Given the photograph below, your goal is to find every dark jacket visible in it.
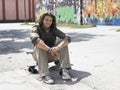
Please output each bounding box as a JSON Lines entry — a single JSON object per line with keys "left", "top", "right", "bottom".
{"left": 30, "top": 25, "right": 71, "bottom": 47}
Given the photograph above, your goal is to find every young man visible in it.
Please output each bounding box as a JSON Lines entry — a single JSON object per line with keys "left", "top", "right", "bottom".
{"left": 30, "top": 13, "right": 71, "bottom": 84}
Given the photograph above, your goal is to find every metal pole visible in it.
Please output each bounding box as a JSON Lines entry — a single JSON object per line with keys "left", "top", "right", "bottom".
{"left": 24, "top": 0, "right": 27, "bottom": 22}
{"left": 53, "top": 0, "right": 56, "bottom": 15}
{"left": 80, "top": 0, "right": 83, "bottom": 25}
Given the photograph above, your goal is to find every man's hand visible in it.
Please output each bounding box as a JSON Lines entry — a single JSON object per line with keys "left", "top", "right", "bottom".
{"left": 50, "top": 47, "right": 60, "bottom": 60}
{"left": 50, "top": 46, "right": 60, "bottom": 53}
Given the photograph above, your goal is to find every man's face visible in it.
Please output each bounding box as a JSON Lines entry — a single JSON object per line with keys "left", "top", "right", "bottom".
{"left": 43, "top": 16, "right": 53, "bottom": 29}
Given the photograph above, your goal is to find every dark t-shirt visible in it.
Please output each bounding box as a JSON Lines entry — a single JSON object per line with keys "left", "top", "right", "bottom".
{"left": 31, "top": 26, "right": 66, "bottom": 47}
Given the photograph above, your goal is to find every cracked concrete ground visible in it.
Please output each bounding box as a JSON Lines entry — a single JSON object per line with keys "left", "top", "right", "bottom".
{"left": 0, "top": 23, "right": 120, "bottom": 90}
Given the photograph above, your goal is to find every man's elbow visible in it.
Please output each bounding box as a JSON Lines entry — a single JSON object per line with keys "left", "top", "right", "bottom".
{"left": 65, "top": 36, "right": 71, "bottom": 43}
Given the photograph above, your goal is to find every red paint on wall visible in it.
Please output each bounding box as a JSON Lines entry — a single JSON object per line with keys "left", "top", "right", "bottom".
{"left": 0, "top": 0, "right": 35, "bottom": 22}
{"left": 0, "top": 0, "right": 3, "bottom": 20}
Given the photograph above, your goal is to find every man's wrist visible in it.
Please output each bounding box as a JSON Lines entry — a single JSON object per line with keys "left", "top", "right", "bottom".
{"left": 57, "top": 46, "right": 61, "bottom": 51}
{"left": 47, "top": 48, "right": 51, "bottom": 53}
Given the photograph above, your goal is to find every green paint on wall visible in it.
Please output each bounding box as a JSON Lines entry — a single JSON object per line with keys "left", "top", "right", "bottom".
{"left": 56, "top": 6, "right": 77, "bottom": 23}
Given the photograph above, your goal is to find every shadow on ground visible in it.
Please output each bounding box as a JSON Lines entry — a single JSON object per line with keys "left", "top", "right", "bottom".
{"left": 0, "top": 29, "right": 105, "bottom": 54}
{"left": 0, "top": 29, "right": 33, "bottom": 54}
{"left": 49, "top": 66, "right": 91, "bottom": 85}
{"left": 67, "top": 32, "right": 105, "bottom": 42}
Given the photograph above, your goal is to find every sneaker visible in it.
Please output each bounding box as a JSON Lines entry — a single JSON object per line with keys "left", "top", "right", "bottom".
{"left": 28, "top": 66, "right": 39, "bottom": 74}
{"left": 42, "top": 75, "right": 54, "bottom": 84}
{"left": 60, "top": 69, "right": 71, "bottom": 80}
{"left": 54, "top": 60, "right": 60, "bottom": 66}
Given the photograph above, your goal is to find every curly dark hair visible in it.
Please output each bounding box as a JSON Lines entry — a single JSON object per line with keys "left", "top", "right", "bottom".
{"left": 38, "top": 12, "right": 57, "bottom": 30}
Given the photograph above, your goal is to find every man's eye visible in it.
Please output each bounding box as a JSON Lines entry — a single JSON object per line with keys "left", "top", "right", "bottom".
{"left": 45, "top": 19, "right": 48, "bottom": 21}
{"left": 45, "top": 19, "right": 52, "bottom": 22}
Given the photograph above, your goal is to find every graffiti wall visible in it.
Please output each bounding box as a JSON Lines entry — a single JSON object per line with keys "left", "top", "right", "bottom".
{"left": 35, "top": 0, "right": 80, "bottom": 24}
{"left": 55, "top": 0, "right": 80, "bottom": 24}
{"left": 35, "top": 0, "right": 120, "bottom": 25}
{"left": 84, "top": 0, "right": 120, "bottom": 25}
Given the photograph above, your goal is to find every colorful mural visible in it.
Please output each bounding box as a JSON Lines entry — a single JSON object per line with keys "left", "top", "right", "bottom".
{"left": 55, "top": 1, "right": 79, "bottom": 24}
{"left": 35, "top": 0, "right": 80, "bottom": 24}
{"left": 35, "top": 0, "right": 120, "bottom": 25}
{"left": 35, "top": 0, "right": 54, "bottom": 22}
{"left": 84, "top": 0, "right": 120, "bottom": 25}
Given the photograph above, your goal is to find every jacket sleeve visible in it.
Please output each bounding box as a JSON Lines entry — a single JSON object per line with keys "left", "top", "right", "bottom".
{"left": 55, "top": 28, "right": 71, "bottom": 43}
{"left": 30, "top": 26, "right": 41, "bottom": 46}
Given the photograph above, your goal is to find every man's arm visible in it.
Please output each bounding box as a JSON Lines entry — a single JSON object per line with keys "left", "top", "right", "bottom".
{"left": 36, "top": 39, "right": 50, "bottom": 51}
{"left": 51, "top": 36, "right": 71, "bottom": 54}
{"left": 49, "top": 37, "right": 70, "bottom": 60}
{"left": 57, "top": 36, "right": 71, "bottom": 49}
{"left": 30, "top": 26, "right": 50, "bottom": 51}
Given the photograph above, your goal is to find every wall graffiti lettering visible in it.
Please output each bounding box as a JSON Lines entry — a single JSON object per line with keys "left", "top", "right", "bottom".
{"left": 84, "top": 0, "right": 120, "bottom": 25}
{"left": 56, "top": 6, "right": 78, "bottom": 23}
